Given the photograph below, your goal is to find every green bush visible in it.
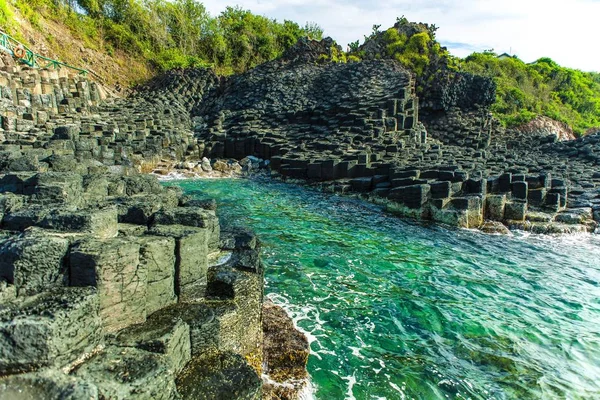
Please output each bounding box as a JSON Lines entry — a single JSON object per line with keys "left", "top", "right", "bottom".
{"left": 462, "top": 52, "right": 600, "bottom": 134}
{"left": 7, "top": 0, "right": 323, "bottom": 76}
{"left": 152, "top": 48, "right": 211, "bottom": 71}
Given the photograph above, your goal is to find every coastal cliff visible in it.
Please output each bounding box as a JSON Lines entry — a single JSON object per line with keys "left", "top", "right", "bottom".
{"left": 0, "top": 53, "right": 312, "bottom": 398}
{"left": 188, "top": 38, "right": 599, "bottom": 233}
{"left": 0, "top": 23, "right": 599, "bottom": 399}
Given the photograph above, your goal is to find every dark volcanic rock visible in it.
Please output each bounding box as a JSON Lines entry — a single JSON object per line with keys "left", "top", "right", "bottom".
{"left": 74, "top": 346, "right": 180, "bottom": 400}
{"left": 176, "top": 350, "right": 261, "bottom": 400}
{"left": 262, "top": 301, "right": 309, "bottom": 400}
{"left": 0, "top": 31, "right": 598, "bottom": 399}
{"left": 0, "top": 287, "right": 102, "bottom": 374}
{"left": 0, "top": 370, "right": 99, "bottom": 399}
{"left": 0, "top": 232, "right": 69, "bottom": 296}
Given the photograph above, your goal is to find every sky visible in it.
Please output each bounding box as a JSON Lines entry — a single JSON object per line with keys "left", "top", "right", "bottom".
{"left": 201, "top": 0, "right": 600, "bottom": 72}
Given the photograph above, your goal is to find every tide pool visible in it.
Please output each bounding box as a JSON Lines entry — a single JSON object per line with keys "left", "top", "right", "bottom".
{"left": 170, "top": 178, "right": 600, "bottom": 400}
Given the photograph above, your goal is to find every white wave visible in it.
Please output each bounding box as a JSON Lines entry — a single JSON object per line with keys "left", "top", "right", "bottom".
{"left": 315, "top": 349, "right": 337, "bottom": 359}
{"left": 153, "top": 171, "right": 192, "bottom": 181}
{"left": 262, "top": 373, "right": 316, "bottom": 400}
{"left": 372, "top": 358, "right": 386, "bottom": 374}
{"left": 153, "top": 170, "right": 243, "bottom": 181}
{"left": 341, "top": 373, "right": 357, "bottom": 400}
{"left": 298, "top": 379, "right": 318, "bottom": 400}
{"left": 349, "top": 346, "right": 365, "bottom": 360}
{"left": 306, "top": 272, "right": 319, "bottom": 291}
{"left": 389, "top": 382, "right": 406, "bottom": 399}
{"left": 265, "top": 293, "right": 327, "bottom": 351}
{"left": 514, "top": 229, "right": 600, "bottom": 253}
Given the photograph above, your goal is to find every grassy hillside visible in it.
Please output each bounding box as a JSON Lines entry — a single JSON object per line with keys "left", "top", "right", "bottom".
{"left": 0, "top": 0, "right": 322, "bottom": 85}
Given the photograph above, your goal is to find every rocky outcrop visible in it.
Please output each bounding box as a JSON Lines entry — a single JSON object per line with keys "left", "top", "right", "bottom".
{"left": 353, "top": 20, "right": 497, "bottom": 113}
{"left": 0, "top": 168, "right": 265, "bottom": 398}
{"left": 0, "top": 63, "right": 267, "bottom": 398}
{"left": 280, "top": 36, "right": 342, "bottom": 64}
{"left": 4, "top": 31, "right": 596, "bottom": 239}
{"left": 188, "top": 39, "right": 598, "bottom": 234}
{"left": 2, "top": 36, "right": 590, "bottom": 237}
{"left": 509, "top": 115, "right": 577, "bottom": 145}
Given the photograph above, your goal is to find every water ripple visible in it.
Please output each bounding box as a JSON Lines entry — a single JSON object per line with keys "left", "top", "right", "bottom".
{"left": 171, "top": 178, "right": 600, "bottom": 400}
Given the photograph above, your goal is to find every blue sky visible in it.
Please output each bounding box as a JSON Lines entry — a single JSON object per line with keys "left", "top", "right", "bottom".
{"left": 201, "top": 0, "right": 600, "bottom": 72}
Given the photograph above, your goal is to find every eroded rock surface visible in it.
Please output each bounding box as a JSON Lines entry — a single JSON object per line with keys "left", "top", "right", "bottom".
{"left": 262, "top": 301, "right": 310, "bottom": 400}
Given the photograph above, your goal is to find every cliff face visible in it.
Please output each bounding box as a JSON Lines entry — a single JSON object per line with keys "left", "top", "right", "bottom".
{"left": 351, "top": 20, "right": 501, "bottom": 157}
{"left": 0, "top": 57, "right": 267, "bottom": 398}
{"left": 354, "top": 20, "right": 497, "bottom": 112}
{"left": 194, "top": 41, "right": 423, "bottom": 164}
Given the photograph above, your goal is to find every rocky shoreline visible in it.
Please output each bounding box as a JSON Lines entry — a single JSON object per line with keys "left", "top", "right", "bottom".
{"left": 158, "top": 158, "right": 599, "bottom": 236}
{"left": 0, "top": 55, "right": 309, "bottom": 398}
{"left": 187, "top": 39, "right": 599, "bottom": 235}
{"left": 137, "top": 38, "right": 599, "bottom": 235}
{"left": 0, "top": 32, "right": 599, "bottom": 399}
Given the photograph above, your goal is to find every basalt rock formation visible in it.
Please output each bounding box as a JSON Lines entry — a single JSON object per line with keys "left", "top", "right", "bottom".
{"left": 189, "top": 38, "right": 599, "bottom": 233}
{"left": 353, "top": 20, "right": 499, "bottom": 143}
{"left": 0, "top": 57, "right": 268, "bottom": 398}
{"left": 0, "top": 32, "right": 600, "bottom": 400}
{"left": 0, "top": 170, "right": 266, "bottom": 398}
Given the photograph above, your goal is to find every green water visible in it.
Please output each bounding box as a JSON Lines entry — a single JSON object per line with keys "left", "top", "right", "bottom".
{"left": 171, "top": 178, "right": 600, "bottom": 400}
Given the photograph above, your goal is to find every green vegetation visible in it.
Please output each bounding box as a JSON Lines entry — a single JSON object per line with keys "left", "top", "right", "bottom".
{"left": 5, "top": 0, "right": 322, "bottom": 75}
{"left": 348, "top": 17, "right": 599, "bottom": 135}
{"left": 318, "top": 44, "right": 347, "bottom": 63}
{"left": 348, "top": 19, "right": 453, "bottom": 94}
{"left": 0, "top": 0, "right": 22, "bottom": 41}
{"left": 460, "top": 53, "right": 600, "bottom": 134}
{"left": 382, "top": 28, "right": 447, "bottom": 76}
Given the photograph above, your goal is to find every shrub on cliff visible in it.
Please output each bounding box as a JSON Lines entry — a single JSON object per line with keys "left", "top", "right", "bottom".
{"left": 348, "top": 18, "right": 475, "bottom": 108}
{"left": 384, "top": 30, "right": 432, "bottom": 76}
{"left": 461, "top": 52, "right": 600, "bottom": 135}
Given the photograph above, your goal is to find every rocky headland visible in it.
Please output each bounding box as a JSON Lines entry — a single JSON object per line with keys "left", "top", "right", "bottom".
{"left": 0, "top": 24, "right": 599, "bottom": 399}
{"left": 190, "top": 37, "right": 599, "bottom": 234}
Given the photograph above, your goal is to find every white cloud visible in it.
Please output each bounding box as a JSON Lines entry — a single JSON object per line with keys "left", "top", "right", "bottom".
{"left": 201, "top": 0, "right": 600, "bottom": 71}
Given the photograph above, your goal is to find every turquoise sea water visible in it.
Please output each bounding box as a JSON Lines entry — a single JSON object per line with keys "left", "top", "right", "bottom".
{"left": 171, "top": 178, "right": 600, "bottom": 400}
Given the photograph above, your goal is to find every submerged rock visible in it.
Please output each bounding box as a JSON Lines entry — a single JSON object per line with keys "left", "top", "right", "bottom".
{"left": 480, "top": 221, "right": 511, "bottom": 235}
